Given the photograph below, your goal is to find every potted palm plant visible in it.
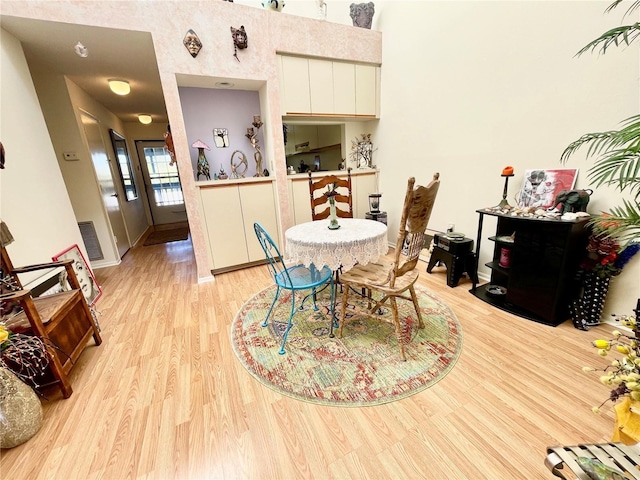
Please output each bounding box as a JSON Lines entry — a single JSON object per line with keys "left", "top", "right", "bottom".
{"left": 561, "top": 0, "right": 640, "bottom": 244}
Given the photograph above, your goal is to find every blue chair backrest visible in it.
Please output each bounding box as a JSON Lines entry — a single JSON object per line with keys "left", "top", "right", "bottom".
{"left": 254, "top": 222, "right": 292, "bottom": 286}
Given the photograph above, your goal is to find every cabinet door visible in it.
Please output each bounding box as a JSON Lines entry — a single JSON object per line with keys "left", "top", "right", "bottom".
{"left": 239, "top": 182, "right": 280, "bottom": 262}
{"left": 281, "top": 56, "right": 311, "bottom": 115}
{"left": 309, "top": 59, "right": 334, "bottom": 115}
{"left": 353, "top": 172, "right": 377, "bottom": 218}
{"left": 355, "top": 64, "right": 377, "bottom": 117}
{"left": 200, "top": 186, "right": 248, "bottom": 269}
{"left": 333, "top": 62, "right": 356, "bottom": 116}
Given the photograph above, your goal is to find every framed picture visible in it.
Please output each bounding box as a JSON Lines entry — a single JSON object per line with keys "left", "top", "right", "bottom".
{"left": 516, "top": 168, "right": 579, "bottom": 209}
{"left": 52, "top": 244, "right": 102, "bottom": 306}
{"left": 213, "top": 128, "right": 229, "bottom": 148}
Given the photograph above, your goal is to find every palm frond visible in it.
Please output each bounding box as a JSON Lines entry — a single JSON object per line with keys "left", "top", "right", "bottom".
{"left": 604, "top": 0, "right": 624, "bottom": 13}
{"left": 589, "top": 200, "right": 640, "bottom": 245}
{"left": 586, "top": 150, "right": 640, "bottom": 194}
{"left": 576, "top": 23, "right": 640, "bottom": 56}
{"left": 604, "top": 0, "right": 640, "bottom": 17}
{"left": 561, "top": 114, "right": 640, "bottom": 196}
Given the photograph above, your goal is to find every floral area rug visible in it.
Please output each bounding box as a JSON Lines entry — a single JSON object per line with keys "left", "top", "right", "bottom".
{"left": 231, "top": 283, "right": 462, "bottom": 407}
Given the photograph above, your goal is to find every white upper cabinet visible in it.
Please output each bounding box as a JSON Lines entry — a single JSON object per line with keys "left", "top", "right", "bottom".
{"left": 333, "top": 62, "right": 356, "bottom": 116}
{"left": 278, "top": 55, "right": 379, "bottom": 118}
{"left": 355, "top": 64, "right": 377, "bottom": 117}
{"left": 309, "top": 59, "right": 334, "bottom": 115}
{"left": 280, "top": 56, "right": 311, "bottom": 115}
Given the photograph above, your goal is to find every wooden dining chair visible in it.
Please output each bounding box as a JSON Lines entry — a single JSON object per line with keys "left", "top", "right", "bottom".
{"left": 337, "top": 173, "right": 440, "bottom": 361}
{"left": 253, "top": 222, "right": 335, "bottom": 355}
{"left": 308, "top": 168, "right": 353, "bottom": 220}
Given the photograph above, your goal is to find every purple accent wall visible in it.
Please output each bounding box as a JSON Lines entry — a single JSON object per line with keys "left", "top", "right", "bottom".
{"left": 178, "top": 87, "right": 265, "bottom": 179}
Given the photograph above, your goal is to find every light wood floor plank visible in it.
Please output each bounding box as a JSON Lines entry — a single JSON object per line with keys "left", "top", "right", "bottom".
{"left": 0, "top": 238, "right": 624, "bottom": 479}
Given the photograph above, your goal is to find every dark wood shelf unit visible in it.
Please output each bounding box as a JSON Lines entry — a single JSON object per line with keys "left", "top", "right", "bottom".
{"left": 471, "top": 208, "right": 589, "bottom": 326}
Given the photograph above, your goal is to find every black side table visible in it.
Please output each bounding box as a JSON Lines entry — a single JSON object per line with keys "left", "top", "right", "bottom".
{"left": 427, "top": 234, "right": 478, "bottom": 287}
{"left": 365, "top": 211, "right": 387, "bottom": 225}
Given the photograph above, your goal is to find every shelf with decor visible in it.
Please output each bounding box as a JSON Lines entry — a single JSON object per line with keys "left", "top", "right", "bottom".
{"left": 471, "top": 208, "right": 589, "bottom": 326}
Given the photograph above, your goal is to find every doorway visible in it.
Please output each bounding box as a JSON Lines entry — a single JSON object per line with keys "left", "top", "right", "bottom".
{"left": 80, "top": 111, "right": 131, "bottom": 259}
{"left": 135, "top": 140, "right": 188, "bottom": 225}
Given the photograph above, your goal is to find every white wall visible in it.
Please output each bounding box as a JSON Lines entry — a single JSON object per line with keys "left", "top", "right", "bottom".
{"left": 0, "top": 29, "right": 88, "bottom": 284}
{"left": 1, "top": 0, "right": 637, "bottom": 316}
{"left": 373, "top": 1, "right": 639, "bottom": 317}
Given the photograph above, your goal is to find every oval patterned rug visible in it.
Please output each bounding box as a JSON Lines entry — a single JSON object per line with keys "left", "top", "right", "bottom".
{"left": 231, "top": 283, "right": 462, "bottom": 407}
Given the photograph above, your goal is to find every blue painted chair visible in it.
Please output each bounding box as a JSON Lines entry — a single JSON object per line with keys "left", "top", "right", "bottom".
{"left": 253, "top": 222, "right": 335, "bottom": 355}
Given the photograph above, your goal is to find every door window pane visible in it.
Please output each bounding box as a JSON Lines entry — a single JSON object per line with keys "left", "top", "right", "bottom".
{"left": 144, "top": 147, "right": 183, "bottom": 206}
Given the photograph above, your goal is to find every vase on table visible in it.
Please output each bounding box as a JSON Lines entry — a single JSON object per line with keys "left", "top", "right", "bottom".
{"left": 0, "top": 368, "right": 43, "bottom": 448}
{"left": 328, "top": 197, "right": 340, "bottom": 230}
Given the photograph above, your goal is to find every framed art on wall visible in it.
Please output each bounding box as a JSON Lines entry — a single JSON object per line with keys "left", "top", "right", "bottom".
{"left": 53, "top": 244, "right": 102, "bottom": 306}
{"left": 516, "top": 168, "right": 579, "bottom": 209}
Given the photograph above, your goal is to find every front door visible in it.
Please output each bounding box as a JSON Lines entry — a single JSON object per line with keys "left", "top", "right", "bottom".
{"left": 135, "top": 141, "right": 187, "bottom": 225}
{"left": 80, "top": 111, "right": 130, "bottom": 259}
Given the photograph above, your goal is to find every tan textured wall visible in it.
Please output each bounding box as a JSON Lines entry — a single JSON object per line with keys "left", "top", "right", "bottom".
{"left": 0, "top": 0, "right": 382, "bottom": 281}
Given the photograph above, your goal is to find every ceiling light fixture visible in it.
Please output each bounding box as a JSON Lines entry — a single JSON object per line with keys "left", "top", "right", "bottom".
{"left": 138, "top": 114, "right": 152, "bottom": 125}
{"left": 215, "top": 82, "right": 234, "bottom": 89}
{"left": 74, "top": 41, "right": 88, "bottom": 58}
{"left": 108, "top": 79, "right": 130, "bottom": 96}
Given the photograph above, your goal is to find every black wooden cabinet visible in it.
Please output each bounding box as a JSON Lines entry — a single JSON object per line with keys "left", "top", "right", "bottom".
{"left": 471, "top": 209, "right": 589, "bottom": 326}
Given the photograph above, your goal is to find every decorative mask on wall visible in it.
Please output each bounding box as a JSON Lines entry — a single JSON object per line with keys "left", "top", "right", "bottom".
{"left": 230, "top": 26, "right": 248, "bottom": 62}
{"left": 183, "top": 29, "right": 202, "bottom": 58}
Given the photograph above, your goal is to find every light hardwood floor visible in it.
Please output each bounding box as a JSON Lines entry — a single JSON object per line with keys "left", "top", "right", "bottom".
{"left": 0, "top": 235, "right": 623, "bottom": 479}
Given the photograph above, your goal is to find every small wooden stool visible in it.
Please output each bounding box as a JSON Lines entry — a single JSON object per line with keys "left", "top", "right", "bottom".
{"left": 426, "top": 236, "right": 478, "bottom": 287}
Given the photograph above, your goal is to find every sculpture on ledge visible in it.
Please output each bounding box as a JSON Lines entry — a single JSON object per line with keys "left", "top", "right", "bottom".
{"left": 246, "top": 115, "right": 265, "bottom": 177}
{"left": 192, "top": 139, "right": 211, "bottom": 180}
{"left": 350, "top": 2, "right": 375, "bottom": 29}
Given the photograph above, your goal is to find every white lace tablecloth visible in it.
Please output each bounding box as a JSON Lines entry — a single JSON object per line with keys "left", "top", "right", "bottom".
{"left": 285, "top": 218, "right": 388, "bottom": 272}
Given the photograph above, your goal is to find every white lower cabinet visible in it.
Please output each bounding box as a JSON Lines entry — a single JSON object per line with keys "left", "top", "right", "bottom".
{"left": 200, "top": 181, "right": 279, "bottom": 271}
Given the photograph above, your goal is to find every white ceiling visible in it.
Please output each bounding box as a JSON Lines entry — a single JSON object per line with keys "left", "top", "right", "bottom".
{"left": 1, "top": 15, "right": 169, "bottom": 125}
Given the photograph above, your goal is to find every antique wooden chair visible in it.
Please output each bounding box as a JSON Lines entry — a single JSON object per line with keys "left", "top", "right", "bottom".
{"left": 337, "top": 173, "right": 440, "bottom": 361}
{"left": 0, "top": 240, "right": 102, "bottom": 398}
{"left": 308, "top": 168, "right": 353, "bottom": 220}
{"left": 254, "top": 222, "right": 334, "bottom": 355}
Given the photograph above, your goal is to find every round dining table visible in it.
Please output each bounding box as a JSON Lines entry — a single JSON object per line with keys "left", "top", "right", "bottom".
{"left": 285, "top": 218, "right": 388, "bottom": 273}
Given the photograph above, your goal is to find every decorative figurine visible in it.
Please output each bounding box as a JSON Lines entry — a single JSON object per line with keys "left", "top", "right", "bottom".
{"left": 349, "top": 2, "right": 375, "bottom": 29}
{"left": 316, "top": 0, "right": 327, "bottom": 19}
{"left": 183, "top": 29, "right": 203, "bottom": 58}
{"left": 164, "top": 124, "right": 176, "bottom": 166}
{"left": 230, "top": 26, "right": 248, "bottom": 62}
{"left": 192, "top": 139, "right": 211, "bottom": 180}
{"left": 550, "top": 189, "right": 593, "bottom": 214}
{"left": 262, "top": 0, "right": 285, "bottom": 12}
{"left": 218, "top": 167, "right": 228, "bottom": 180}
{"left": 246, "top": 115, "right": 265, "bottom": 177}
{"left": 230, "top": 150, "right": 248, "bottom": 179}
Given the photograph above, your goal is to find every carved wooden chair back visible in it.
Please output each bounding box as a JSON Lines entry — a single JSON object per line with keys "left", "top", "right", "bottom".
{"left": 391, "top": 173, "right": 440, "bottom": 286}
{"left": 308, "top": 168, "right": 353, "bottom": 220}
